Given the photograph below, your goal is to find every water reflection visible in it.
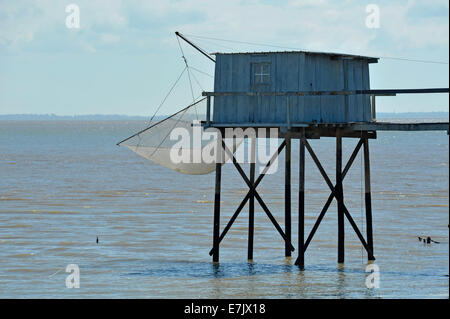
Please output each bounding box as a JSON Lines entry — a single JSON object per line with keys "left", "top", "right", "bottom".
{"left": 0, "top": 121, "right": 447, "bottom": 298}
{"left": 124, "top": 261, "right": 296, "bottom": 279}
{"left": 212, "top": 262, "right": 223, "bottom": 278}
{"left": 336, "top": 263, "right": 347, "bottom": 298}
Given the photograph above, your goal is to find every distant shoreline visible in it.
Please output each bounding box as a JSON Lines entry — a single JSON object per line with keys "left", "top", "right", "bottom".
{"left": 0, "top": 114, "right": 163, "bottom": 121}
{"left": 0, "top": 112, "right": 448, "bottom": 121}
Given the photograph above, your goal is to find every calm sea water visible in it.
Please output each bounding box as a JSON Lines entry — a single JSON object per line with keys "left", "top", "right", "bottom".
{"left": 0, "top": 120, "right": 448, "bottom": 298}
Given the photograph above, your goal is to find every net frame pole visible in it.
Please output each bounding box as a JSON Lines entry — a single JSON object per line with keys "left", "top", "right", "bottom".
{"left": 116, "top": 98, "right": 206, "bottom": 146}
{"left": 175, "top": 31, "right": 216, "bottom": 63}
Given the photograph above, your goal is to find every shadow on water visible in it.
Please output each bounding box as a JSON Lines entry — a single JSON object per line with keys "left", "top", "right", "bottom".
{"left": 124, "top": 261, "right": 295, "bottom": 279}
{"left": 123, "top": 260, "right": 449, "bottom": 281}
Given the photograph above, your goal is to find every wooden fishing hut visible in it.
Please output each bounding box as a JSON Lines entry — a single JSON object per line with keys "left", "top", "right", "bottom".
{"left": 176, "top": 33, "right": 449, "bottom": 268}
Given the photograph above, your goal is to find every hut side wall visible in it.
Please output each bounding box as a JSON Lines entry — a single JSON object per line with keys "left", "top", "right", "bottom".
{"left": 212, "top": 52, "right": 372, "bottom": 124}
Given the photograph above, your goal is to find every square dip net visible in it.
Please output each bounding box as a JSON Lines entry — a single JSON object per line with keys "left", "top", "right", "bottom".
{"left": 117, "top": 98, "right": 243, "bottom": 175}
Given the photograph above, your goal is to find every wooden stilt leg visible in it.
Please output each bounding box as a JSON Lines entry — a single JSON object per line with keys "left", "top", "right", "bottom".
{"left": 285, "top": 137, "right": 292, "bottom": 257}
{"left": 336, "top": 132, "right": 345, "bottom": 263}
{"left": 208, "top": 141, "right": 287, "bottom": 257}
{"left": 300, "top": 139, "right": 363, "bottom": 255}
{"left": 248, "top": 138, "right": 256, "bottom": 261}
{"left": 221, "top": 140, "right": 295, "bottom": 253}
{"left": 296, "top": 134, "right": 305, "bottom": 268}
{"left": 363, "top": 134, "right": 375, "bottom": 261}
{"left": 213, "top": 162, "right": 222, "bottom": 263}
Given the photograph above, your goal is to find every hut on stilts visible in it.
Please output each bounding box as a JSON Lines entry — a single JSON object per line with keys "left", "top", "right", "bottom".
{"left": 118, "top": 32, "right": 449, "bottom": 268}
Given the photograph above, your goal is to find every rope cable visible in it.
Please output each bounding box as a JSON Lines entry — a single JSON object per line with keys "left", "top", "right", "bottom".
{"left": 190, "top": 68, "right": 205, "bottom": 92}
{"left": 117, "top": 97, "right": 206, "bottom": 146}
{"left": 184, "top": 33, "right": 303, "bottom": 51}
{"left": 134, "top": 66, "right": 188, "bottom": 149}
{"left": 189, "top": 66, "right": 214, "bottom": 78}
{"left": 380, "top": 56, "right": 449, "bottom": 65}
{"left": 184, "top": 33, "right": 449, "bottom": 65}
{"left": 147, "top": 66, "right": 188, "bottom": 127}
{"left": 186, "top": 36, "right": 236, "bottom": 51}
{"left": 177, "top": 33, "right": 199, "bottom": 120}
{"left": 148, "top": 92, "right": 204, "bottom": 158}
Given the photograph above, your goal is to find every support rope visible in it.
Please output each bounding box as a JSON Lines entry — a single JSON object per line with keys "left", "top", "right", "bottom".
{"left": 135, "top": 66, "right": 188, "bottom": 149}
{"left": 147, "top": 66, "right": 187, "bottom": 127}
{"left": 184, "top": 33, "right": 449, "bottom": 65}
{"left": 176, "top": 34, "right": 199, "bottom": 120}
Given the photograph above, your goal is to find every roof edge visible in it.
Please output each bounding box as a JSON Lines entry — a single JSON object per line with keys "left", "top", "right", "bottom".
{"left": 212, "top": 50, "right": 379, "bottom": 63}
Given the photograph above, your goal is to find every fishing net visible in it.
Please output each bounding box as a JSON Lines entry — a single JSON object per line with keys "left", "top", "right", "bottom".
{"left": 117, "top": 98, "right": 243, "bottom": 175}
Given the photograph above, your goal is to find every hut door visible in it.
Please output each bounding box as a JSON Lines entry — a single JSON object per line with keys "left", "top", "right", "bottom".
{"left": 252, "top": 62, "right": 271, "bottom": 92}
{"left": 251, "top": 62, "right": 271, "bottom": 123}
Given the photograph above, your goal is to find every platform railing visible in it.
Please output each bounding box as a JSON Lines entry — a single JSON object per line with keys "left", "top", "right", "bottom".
{"left": 204, "top": 88, "right": 449, "bottom": 126}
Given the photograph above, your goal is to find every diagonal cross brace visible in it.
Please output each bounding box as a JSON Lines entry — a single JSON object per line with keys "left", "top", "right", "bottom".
{"left": 295, "top": 137, "right": 375, "bottom": 264}
{"left": 222, "top": 140, "right": 295, "bottom": 252}
{"left": 303, "top": 139, "right": 363, "bottom": 252}
{"left": 209, "top": 139, "right": 295, "bottom": 256}
{"left": 209, "top": 140, "right": 286, "bottom": 256}
{"left": 303, "top": 137, "right": 374, "bottom": 257}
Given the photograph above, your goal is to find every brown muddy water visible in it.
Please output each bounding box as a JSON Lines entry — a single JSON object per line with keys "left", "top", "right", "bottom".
{"left": 0, "top": 120, "right": 448, "bottom": 298}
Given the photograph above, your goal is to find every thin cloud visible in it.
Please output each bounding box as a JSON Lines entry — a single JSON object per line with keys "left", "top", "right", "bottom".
{"left": 1, "top": 0, "right": 448, "bottom": 57}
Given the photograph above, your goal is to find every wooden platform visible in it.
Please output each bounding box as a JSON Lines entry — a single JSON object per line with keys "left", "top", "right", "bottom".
{"left": 203, "top": 121, "right": 449, "bottom": 139}
{"left": 351, "top": 121, "right": 449, "bottom": 132}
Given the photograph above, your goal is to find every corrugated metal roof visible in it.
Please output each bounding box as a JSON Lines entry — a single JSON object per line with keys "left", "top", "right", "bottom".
{"left": 211, "top": 50, "right": 379, "bottom": 63}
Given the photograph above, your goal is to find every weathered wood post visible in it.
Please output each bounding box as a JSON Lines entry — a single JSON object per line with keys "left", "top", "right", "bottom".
{"left": 371, "top": 95, "right": 376, "bottom": 121}
{"left": 206, "top": 95, "right": 211, "bottom": 126}
{"left": 248, "top": 138, "right": 256, "bottom": 260}
{"left": 336, "top": 130, "right": 345, "bottom": 263}
{"left": 285, "top": 137, "right": 292, "bottom": 257}
{"left": 296, "top": 133, "right": 306, "bottom": 268}
{"left": 363, "top": 133, "right": 375, "bottom": 260}
{"left": 212, "top": 161, "right": 222, "bottom": 263}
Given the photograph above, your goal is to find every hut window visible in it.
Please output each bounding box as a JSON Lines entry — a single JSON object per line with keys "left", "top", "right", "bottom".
{"left": 254, "top": 63, "right": 270, "bottom": 84}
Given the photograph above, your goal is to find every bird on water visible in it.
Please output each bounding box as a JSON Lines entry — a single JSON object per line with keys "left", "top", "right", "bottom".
{"left": 418, "top": 236, "right": 440, "bottom": 244}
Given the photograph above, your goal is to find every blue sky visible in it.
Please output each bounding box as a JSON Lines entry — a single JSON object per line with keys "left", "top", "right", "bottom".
{"left": 0, "top": 0, "right": 448, "bottom": 116}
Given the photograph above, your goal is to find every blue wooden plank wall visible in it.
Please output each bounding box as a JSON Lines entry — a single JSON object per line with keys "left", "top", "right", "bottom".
{"left": 212, "top": 52, "right": 373, "bottom": 124}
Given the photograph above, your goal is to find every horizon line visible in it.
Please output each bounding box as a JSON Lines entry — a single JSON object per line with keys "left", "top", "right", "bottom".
{"left": 0, "top": 111, "right": 448, "bottom": 117}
